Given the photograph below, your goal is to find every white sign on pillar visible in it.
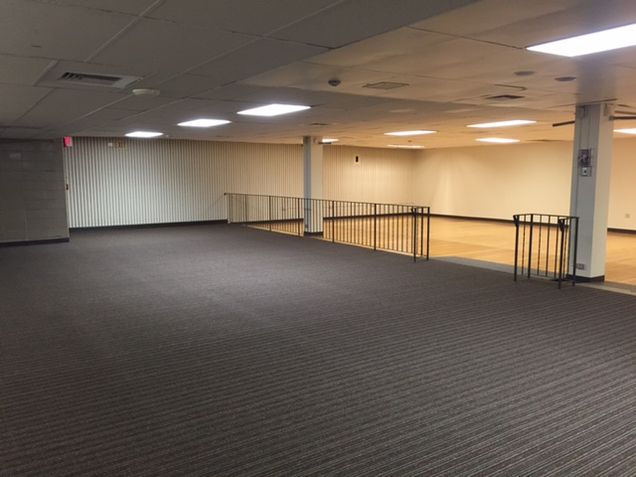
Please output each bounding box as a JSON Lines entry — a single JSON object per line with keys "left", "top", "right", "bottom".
{"left": 569, "top": 103, "right": 614, "bottom": 280}
{"left": 303, "top": 136, "right": 324, "bottom": 234}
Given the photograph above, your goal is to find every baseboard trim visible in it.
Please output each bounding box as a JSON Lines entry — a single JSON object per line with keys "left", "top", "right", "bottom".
{"left": 569, "top": 274, "right": 605, "bottom": 283}
{"left": 0, "top": 237, "right": 70, "bottom": 247}
{"left": 433, "top": 215, "right": 636, "bottom": 233}
{"left": 430, "top": 213, "right": 514, "bottom": 224}
{"left": 608, "top": 227, "right": 636, "bottom": 235}
{"left": 70, "top": 219, "right": 226, "bottom": 232}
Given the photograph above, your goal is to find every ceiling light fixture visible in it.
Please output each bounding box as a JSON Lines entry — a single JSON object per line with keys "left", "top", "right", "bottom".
{"left": 321, "top": 138, "right": 339, "bottom": 143}
{"left": 468, "top": 119, "right": 536, "bottom": 128}
{"left": 527, "top": 23, "right": 636, "bottom": 57}
{"left": 125, "top": 131, "right": 163, "bottom": 138}
{"left": 132, "top": 88, "right": 160, "bottom": 97}
{"left": 476, "top": 138, "right": 520, "bottom": 144}
{"left": 387, "top": 144, "right": 425, "bottom": 149}
{"left": 178, "top": 119, "right": 231, "bottom": 128}
{"left": 615, "top": 128, "right": 636, "bottom": 135}
{"left": 385, "top": 130, "right": 436, "bottom": 137}
{"left": 237, "top": 103, "right": 310, "bottom": 117}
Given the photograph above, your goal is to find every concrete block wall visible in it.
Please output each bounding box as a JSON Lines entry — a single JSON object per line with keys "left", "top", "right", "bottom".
{"left": 0, "top": 140, "right": 69, "bottom": 244}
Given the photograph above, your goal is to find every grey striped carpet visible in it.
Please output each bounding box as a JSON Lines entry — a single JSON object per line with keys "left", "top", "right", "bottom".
{"left": 1, "top": 224, "right": 635, "bottom": 476}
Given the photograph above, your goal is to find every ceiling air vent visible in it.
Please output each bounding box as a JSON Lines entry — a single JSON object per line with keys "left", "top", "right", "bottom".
{"left": 486, "top": 94, "right": 524, "bottom": 101}
{"left": 57, "top": 71, "right": 139, "bottom": 89}
{"left": 363, "top": 81, "right": 409, "bottom": 90}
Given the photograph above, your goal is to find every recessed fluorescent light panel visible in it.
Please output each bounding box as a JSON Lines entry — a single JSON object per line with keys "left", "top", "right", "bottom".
{"left": 615, "top": 128, "right": 636, "bottom": 135}
{"left": 387, "top": 144, "right": 425, "bottom": 149}
{"left": 527, "top": 23, "right": 636, "bottom": 57}
{"left": 476, "top": 138, "right": 520, "bottom": 144}
{"left": 467, "top": 119, "right": 536, "bottom": 128}
{"left": 237, "top": 103, "right": 310, "bottom": 117}
{"left": 385, "top": 130, "right": 436, "bottom": 137}
{"left": 125, "top": 131, "right": 163, "bottom": 138}
{"left": 178, "top": 119, "right": 230, "bottom": 128}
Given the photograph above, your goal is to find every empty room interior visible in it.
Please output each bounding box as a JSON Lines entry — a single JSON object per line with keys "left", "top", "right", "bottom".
{"left": 2, "top": 0, "right": 636, "bottom": 475}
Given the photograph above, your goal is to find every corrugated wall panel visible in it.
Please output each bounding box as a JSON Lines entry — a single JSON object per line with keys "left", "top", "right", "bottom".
{"left": 63, "top": 138, "right": 418, "bottom": 228}
{"left": 324, "top": 146, "right": 417, "bottom": 204}
{"left": 63, "top": 138, "right": 303, "bottom": 228}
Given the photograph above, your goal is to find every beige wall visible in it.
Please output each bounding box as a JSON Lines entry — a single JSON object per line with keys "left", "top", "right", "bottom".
{"left": 412, "top": 141, "right": 573, "bottom": 220}
{"left": 412, "top": 138, "right": 636, "bottom": 231}
{"left": 63, "top": 136, "right": 636, "bottom": 230}
{"left": 324, "top": 145, "right": 415, "bottom": 204}
{"left": 609, "top": 139, "right": 636, "bottom": 230}
{"left": 64, "top": 138, "right": 415, "bottom": 228}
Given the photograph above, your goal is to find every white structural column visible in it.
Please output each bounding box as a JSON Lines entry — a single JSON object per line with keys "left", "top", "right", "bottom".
{"left": 303, "top": 136, "right": 324, "bottom": 234}
{"left": 569, "top": 103, "right": 614, "bottom": 280}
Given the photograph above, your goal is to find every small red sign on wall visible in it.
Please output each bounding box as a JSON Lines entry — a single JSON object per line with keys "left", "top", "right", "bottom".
{"left": 63, "top": 136, "right": 73, "bottom": 148}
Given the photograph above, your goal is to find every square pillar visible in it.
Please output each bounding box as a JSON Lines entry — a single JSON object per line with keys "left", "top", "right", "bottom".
{"left": 303, "top": 136, "right": 323, "bottom": 234}
{"left": 569, "top": 103, "right": 614, "bottom": 280}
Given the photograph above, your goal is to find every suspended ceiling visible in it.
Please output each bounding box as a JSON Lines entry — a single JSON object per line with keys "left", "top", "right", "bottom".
{"left": 2, "top": 0, "right": 636, "bottom": 148}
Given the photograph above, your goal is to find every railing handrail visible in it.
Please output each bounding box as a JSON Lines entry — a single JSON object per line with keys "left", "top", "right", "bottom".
{"left": 513, "top": 212, "right": 579, "bottom": 288}
{"left": 225, "top": 192, "right": 430, "bottom": 211}
{"left": 225, "top": 192, "right": 431, "bottom": 261}
{"left": 513, "top": 213, "right": 577, "bottom": 220}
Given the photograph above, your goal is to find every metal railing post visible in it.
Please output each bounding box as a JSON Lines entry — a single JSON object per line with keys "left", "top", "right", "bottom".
{"left": 226, "top": 193, "right": 231, "bottom": 224}
{"left": 268, "top": 195, "right": 272, "bottom": 231}
{"left": 412, "top": 207, "right": 417, "bottom": 262}
{"left": 558, "top": 218, "right": 566, "bottom": 289}
{"left": 332, "top": 200, "right": 335, "bottom": 243}
{"left": 572, "top": 217, "right": 579, "bottom": 286}
{"left": 527, "top": 214, "right": 534, "bottom": 279}
{"left": 513, "top": 214, "right": 520, "bottom": 282}
{"left": 425, "top": 208, "right": 430, "bottom": 260}
{"left": 243, "top": 194, "right": 248, "bottom": 225}
{"left": 373, "top": 203, "right": 377, "bottom": 251}
{"left": 297, "top": 197, "right": 302, "bottom": 236}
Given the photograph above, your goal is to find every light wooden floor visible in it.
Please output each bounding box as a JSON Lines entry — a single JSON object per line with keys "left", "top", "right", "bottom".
{"left": 430, "top": 217, "right": 636, "bottom": 286}
{"left": 251, "top": 216, "right": 636, "bottom": 285}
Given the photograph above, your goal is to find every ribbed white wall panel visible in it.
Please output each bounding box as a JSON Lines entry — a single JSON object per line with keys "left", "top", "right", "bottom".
{"left": 324, "top": 146, "right": 417, "bottom": 204}
{"left": 63, "top": 138, "right": 303, "bottom": 228}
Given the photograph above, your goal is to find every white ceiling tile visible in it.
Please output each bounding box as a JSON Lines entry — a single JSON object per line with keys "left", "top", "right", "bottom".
{"left": 410, "top": 0, "right": 580, "bottom": 37}
{"left": 0, "top": 0, "right": 132, "bottom": 60}
{"left": 92, "top": 19, "right": 252, "bottom": 75}
{"left": 2, "top": 0, "right": 634, "bottom": 146}
{"left": 110, "top": 94, "right": 179, "bottom": 112}
{"left": 191, "top": 39, "right": 327, "bottom": 85}
{"left": 149, "top": 0, "right": 339, "bottom": 35}
{"left": 13, "top": 89, "right": 124, "bottom": 128}
{"left": 0, "top": 84, "right": 52, "bottom": 124}
{"left": 153, "top": 75, "right": 219, "bottom": 98}
{"left": 47, "top": 0, "right": 160, "bottom": 15}
{"left": 471, "top": 0, "right": 636, "bottom": 48}
{"left": 0, "top": 55, "right": 54, "bottom": 85}
{"left": 273, "top": 0, "right": 479, "bottom": 48}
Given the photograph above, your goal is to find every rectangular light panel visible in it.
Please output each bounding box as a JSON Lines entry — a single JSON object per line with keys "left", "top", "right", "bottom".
{"left": 476, "top": 137, "right": 520, "bottom": 144}
{"left": 237, "top": 104, "right": 310, "bottom": 117}
{"left": 125, "top": 131, "right": 163, "bottom": 138}
{"left": 385, "top": 130, "right": 436, "bottom": 137}
{"left": 387, "top": 144, "right": 425, "bottom": 149}
{"left": 527, "top": 23, "right": 636, "bottom": 57}
{"left": 468, "top": 120, "right": 536, "bottom": 128}
{"left": 178, "top": 119, "right": 231, "bottom": 128}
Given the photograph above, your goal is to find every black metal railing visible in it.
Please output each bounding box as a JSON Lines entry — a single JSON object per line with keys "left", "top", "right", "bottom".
{"left": 513, "top": 213, "right": 579, "bottom": 288}
{"left": 226, "top": 193, "right": 430, "bottom": 261}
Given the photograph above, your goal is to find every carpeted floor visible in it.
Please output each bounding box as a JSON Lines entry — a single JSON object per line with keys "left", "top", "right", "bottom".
{"left": 1, "top": 224, "right": 635, "bottom": 476}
